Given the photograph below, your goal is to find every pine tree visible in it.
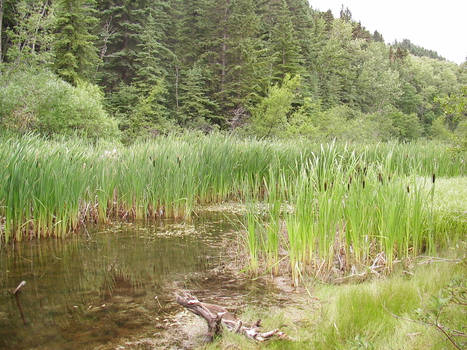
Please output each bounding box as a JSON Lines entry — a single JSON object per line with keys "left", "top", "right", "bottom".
{"left": 54, "top": 0, "right": 99, "bottom": 84}
{"left": 220, "top": 0, "right": 270, "bottom": 111}
{"left": 131, "top": 2, "right": 173, "bottom": 129}
{"left": 373, "top": 30, "right": 384, "bottom": 43}
{"left": 166, "top": 0, "right": 215, "bottom": 117}
{"left": 322, "top": 9, "right": 334, "bottom": 31}
{"left": 267, "top": 0, "right": 302, "bottom": 83}
{"left": 178, "top": 65, "right": 219, "bottom": 129}
{"left": 96, "top": 0, "right": 147, "bottom": 90}
{"left": 339, "top": 5, "right": 351, "bottom": 22}
{"left": 133, "top": 2, "right": 171, "bottom": 93}
{"left": 285, "top": 0, "right": 314, "bottom": 96}
{"left": 314, "top": 19, "right": 360, "bottom": 108}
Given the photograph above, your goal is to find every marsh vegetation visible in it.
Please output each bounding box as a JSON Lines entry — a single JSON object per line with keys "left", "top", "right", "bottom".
{"left": 0, "top": 135, "right": 465, "bottom": 349}
{"left": 1, "top": 1, "right": 466, "bottom": 347}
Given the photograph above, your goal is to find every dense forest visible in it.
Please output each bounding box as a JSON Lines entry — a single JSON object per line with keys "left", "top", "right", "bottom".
{"left": 0, "top": 0, "right": 465, "bottom": 144}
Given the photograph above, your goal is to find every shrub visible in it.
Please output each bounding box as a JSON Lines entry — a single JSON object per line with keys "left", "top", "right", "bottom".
{"left": 249, "top": 74, "right": 300, "bottom": 138}
{"left": 0, "top": 68, "right": 119, "bottom": 139}
{"left": 387, "top": 108, "right": 423, "bottom": 141}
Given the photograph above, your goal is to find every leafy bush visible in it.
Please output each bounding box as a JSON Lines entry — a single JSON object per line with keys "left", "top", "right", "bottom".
{"left": 249, "top": 74, "right": 300, "bottom": 138}
{"left": 287, "top": 104, "right": 396, "bottom": 142}
{"left": 387, "top": 108, "right": 423, "bottom": 141}
{"left": 0, "top": 69, "right": 119, "bottom": 139}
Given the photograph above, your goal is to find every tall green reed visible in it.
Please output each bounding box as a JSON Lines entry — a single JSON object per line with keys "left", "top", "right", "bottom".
{"left": 0, "top": 133, "right": 464, "bottom": 248}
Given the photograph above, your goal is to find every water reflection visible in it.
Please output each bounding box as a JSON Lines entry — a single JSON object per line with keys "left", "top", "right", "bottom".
{"left": 0, "top": 213, "right": 256, "bottom": 349}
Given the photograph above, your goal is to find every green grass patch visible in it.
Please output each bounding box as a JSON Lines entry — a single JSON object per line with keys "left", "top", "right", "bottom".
{"left": 203, "top": 260, "right": 466, "bottom": 350}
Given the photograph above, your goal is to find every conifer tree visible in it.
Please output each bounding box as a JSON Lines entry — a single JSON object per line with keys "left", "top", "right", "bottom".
{"left": 133, "top": 2, "right": 172, "bottom": 91}
{"left": 220, "top": 0, "right": 270, "bottom": 111}
{"left": 96, "top": 0, "right": 148, "bottom": 89}
{"left": 178, "top": 65, "right": 219, "bottom": 128}
{"left": 132, "top": 2, "right": 172, "bottom": 129}
{"left": 285, "top": 0, "right": 314, "bottom": 95}
{"left": 373, "top": 30, "right": 384, "bottom": 43}
{"left": 53, "top": 0, "right": 99, "bottom": 85}
{"left": 268, "top": 0, "right": 302, "bottom": 82}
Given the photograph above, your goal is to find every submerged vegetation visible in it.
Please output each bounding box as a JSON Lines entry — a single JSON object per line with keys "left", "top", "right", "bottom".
{"left": 1, "top": 134, "right": 465, "bottom": 279}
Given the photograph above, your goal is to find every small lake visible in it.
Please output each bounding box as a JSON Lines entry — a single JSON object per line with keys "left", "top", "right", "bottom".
{"left": 0, "top": 212, "right": 280, "bottom": 349}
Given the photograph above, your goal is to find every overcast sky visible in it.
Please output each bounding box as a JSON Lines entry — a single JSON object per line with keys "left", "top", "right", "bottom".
{"left": 308, "top": 0, "right": 466, "bottom": 64}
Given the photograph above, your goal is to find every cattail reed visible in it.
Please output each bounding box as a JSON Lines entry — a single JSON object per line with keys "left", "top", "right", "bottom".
{"left": 0, "top": 133, "right": 464, "bottom": 252}
{"left": 378, "top": 172, "right": 383, "bottom": 184}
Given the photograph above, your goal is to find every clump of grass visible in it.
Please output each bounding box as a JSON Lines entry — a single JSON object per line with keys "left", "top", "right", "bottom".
{"left": 246, "top": 155, "right": 464, "bottom": 279}
{"left": 311, "top": 261, "right": 466, "bottom": 350}
{"left": 205, "top": 260, "right": 466, "bottom": 350}
{"left": 245, "top": 200, "right": 260, "bottom": 275}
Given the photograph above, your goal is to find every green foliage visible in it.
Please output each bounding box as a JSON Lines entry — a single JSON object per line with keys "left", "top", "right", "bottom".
{"left": 250, "top": 74, "right": 300, "bottom": 137}
{"left": 267, "top": 0, "right": 303, "bottom": 82}
{"left": 3, "top": 0, "right": 55, "bottom": 67}
{"left": 120, "top": 79, "right": 175, "bottom": 143}
{"left": 219, "top": 0, "right": 270, "bottom": 111}
{"left": 286, "top": 97, "right": 320, "bottom": 136}
{"left": 178, "top": 65, "right": 220, "bottom": 129}
{"left": 0, "top": 69, "right": 119, "bottom": 139}
{"left": 0, "top": 0, "right": 464, "bottom": 141}
{"left": 314, "top": 19, "right": 359, "bottom": 109}
{"left": 356, "top": 42, "right": 401, "bottom": 113}
{"left": 435, "top": 85, "right": 467, "bottom": 132}
{"left": 53, "top": 0, "right": 100, "bottom": 85}
{"left": 387, "top": 108, "right": 423, "bottom": 141}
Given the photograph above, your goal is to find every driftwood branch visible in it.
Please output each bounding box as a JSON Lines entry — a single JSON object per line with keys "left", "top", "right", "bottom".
{"left": 12, "top": 281, "right": 27, "bottom": 325}
{"left": 176, "top": 291, "right": 287, "bottom": 342}
{"left": 13, "top": 280, "right": 26, "bottom": 295}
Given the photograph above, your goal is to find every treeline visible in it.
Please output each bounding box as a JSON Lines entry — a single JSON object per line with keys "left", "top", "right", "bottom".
{"left": 0, "top": 0, "right": 465, "bottom": 143}
{"left": 393, "top": 39, "right": 446, "bottom": 61}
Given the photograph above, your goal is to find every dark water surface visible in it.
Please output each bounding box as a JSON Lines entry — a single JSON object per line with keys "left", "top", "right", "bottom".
{"left": 0, "top": 213, "right": 275, "bottom": 349}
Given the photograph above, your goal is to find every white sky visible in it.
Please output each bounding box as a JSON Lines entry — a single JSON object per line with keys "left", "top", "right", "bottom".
{"left": 308, "top": 0, "right": 467, "bottom": 64}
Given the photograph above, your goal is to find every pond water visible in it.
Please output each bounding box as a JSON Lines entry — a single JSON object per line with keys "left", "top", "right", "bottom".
{"left": 0, "top": 212, "right": 279, "bottom": 349}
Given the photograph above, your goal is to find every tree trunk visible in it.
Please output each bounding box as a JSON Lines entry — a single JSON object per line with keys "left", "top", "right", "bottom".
{"left": 31, "top": 1, "right": 49, "bottom": 53}
{"left": 175, "top": 65, "right": 179, "bottom": 110}
{"left": 220, "top": 0, "right": 230, "bottom": 94}
{"left": 0, "top": 0, "right": 3, "bottom": 64}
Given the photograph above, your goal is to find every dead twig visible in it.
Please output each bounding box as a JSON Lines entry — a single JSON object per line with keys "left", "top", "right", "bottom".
{"left": 176, "top": 291, "right": 287, "bottom": 342}
{"left": 11, "top": 281, "right": 27, "bottom": 325}
{"left": 383, "top": 304, "right": 463, "bottom": 350}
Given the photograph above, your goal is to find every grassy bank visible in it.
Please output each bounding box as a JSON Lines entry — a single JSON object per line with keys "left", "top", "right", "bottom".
{"left": 203, "top": 258, "right": 466, "bottom": 350}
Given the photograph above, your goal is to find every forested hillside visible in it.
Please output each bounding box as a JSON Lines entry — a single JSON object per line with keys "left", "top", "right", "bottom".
{"left": 0, "top": 0, "right": 465, "bottom": 143}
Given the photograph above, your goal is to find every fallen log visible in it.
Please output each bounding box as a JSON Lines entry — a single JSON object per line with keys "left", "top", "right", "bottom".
{"left": 176, "top": 291, "right": 287, "bottom": 342}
